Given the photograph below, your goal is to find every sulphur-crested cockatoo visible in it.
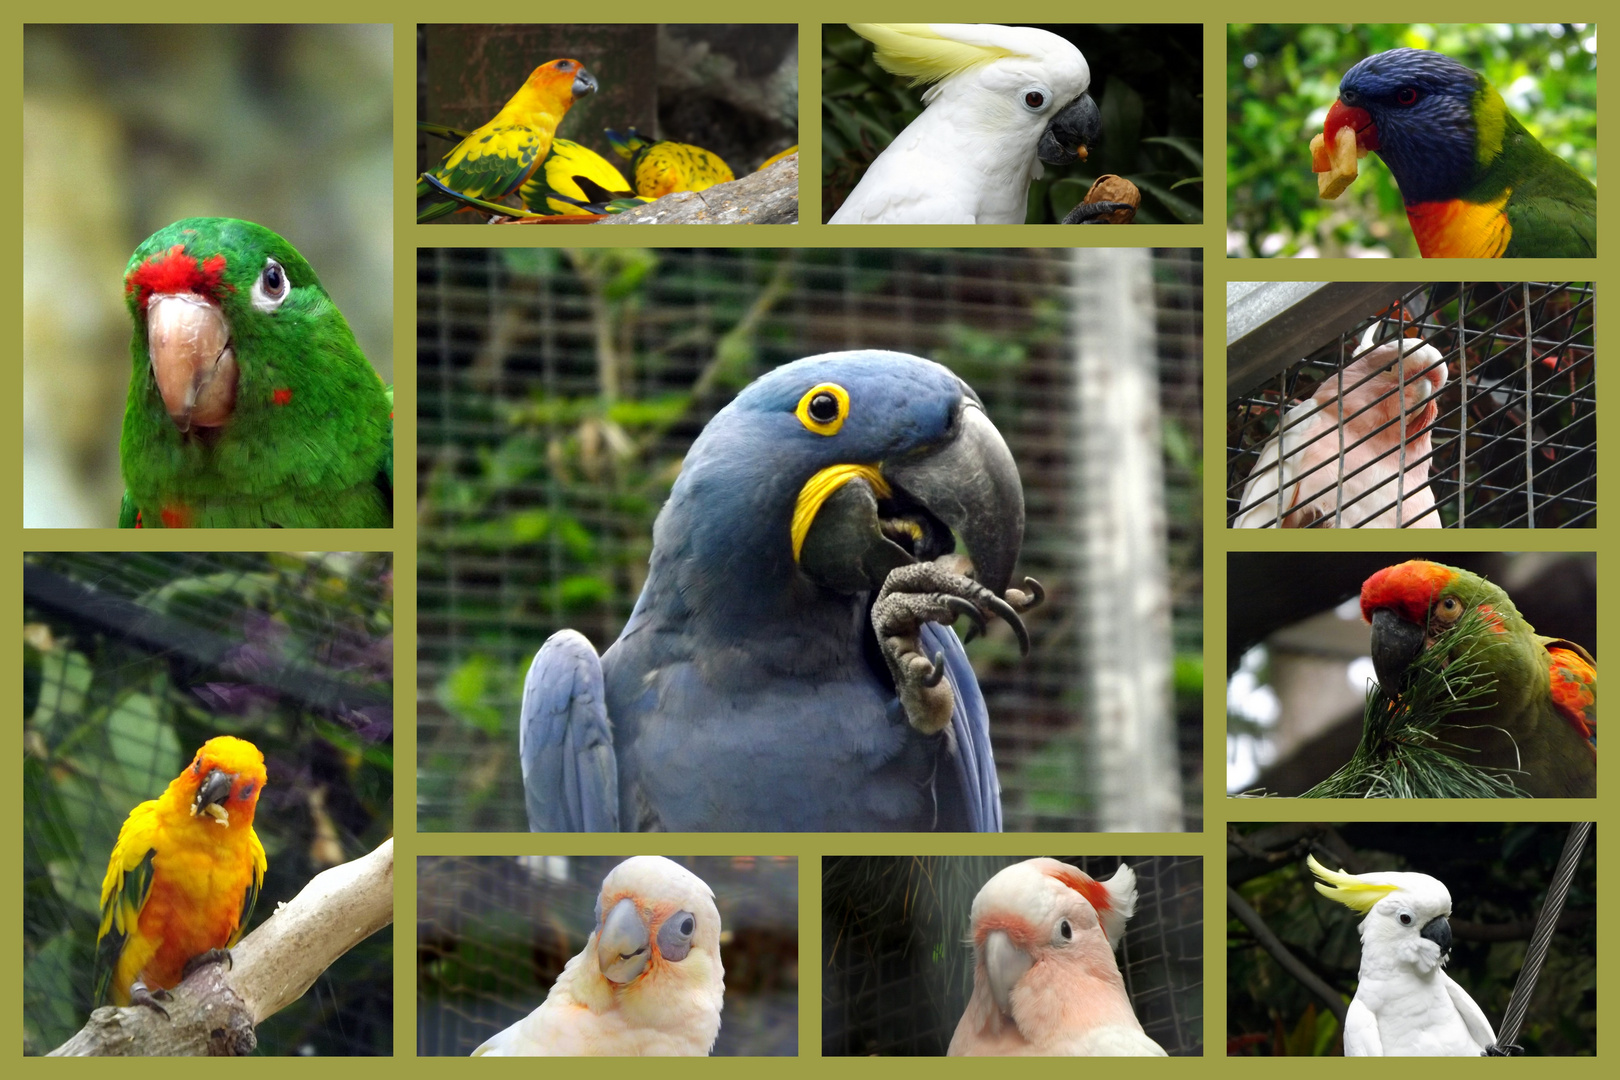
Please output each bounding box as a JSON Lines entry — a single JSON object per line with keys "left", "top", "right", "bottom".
{"left": 472, "top": 855, "right": 724, "bottom": 1056}
{"left": 1307, "top": 854, "right": 1495, "bottom": 1056}
{"left": 830, "top": 24, "right": 1104, "bottom": 224}
{"left": 948, "top": 858, "right": 1167, "bottom": 1056}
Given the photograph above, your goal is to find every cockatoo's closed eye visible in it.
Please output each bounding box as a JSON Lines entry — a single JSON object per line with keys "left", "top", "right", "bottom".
{"left": 657, "top": 909, "right": 696, "bottom": 961}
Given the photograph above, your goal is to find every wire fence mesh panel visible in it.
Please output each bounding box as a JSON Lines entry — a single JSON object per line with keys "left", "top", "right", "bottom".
{"left": 416, "top": 247, "right": 1203, "bottom": 832}
{"left": 22, "top": 551, "right": 394, "bottom": 1056}
{"left": 417, "top": 855, "right": 798, "bottom": 1055}
{"left": 1227, "top": 282, "right": 1595, "bottom": 528}
{"left": 822, "top": 855, "right": 1203, "bottom": 1055}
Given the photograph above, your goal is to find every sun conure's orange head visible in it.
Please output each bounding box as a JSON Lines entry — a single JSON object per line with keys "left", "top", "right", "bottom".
{"left": 164, "top": 736, "right": 267, "bottom": 832}
{"left": 522, "top": 58, "right": 599, "bottom": 108}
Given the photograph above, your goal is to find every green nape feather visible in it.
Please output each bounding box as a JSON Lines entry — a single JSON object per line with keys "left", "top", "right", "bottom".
{"left": 119, "top": 217, "right": 392, "bottom": 528}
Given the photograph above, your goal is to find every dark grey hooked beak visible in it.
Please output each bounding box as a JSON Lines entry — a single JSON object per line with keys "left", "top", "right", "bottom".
{"left": 1037, "top": 91, "right": 1103, "bottom": 166}
{"left": 1370, "top": 607, "right": 1426, "bottom": 691}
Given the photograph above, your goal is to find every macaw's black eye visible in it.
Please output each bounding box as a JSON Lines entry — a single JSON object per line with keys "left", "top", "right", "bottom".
{"left": 795, "top": 382, "right": 850, "bottom": 435}
{"left": 808, "top": 393, "right": 839, "bottom": 423}
{"left": 1025, "top": 90, "right": 1045, "bottom": 109}
{"left": 1396, "top": 86, "right": 1420, "bottom": 106}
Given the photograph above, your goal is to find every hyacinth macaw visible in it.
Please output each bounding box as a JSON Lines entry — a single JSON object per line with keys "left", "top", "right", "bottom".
{"left": 471, "top": 856, "right": 723, "bottom": 1056}
{"left": 416, "top": 59, "right": 598, "bottom": 223}
{"left": 119, "top": 218, "right": 392, "bottom": 528}
{"left": 1361, "top": 559, "right": 1596, "bottom": 797}
{"left": 96, "top": 737, "right": 268, "bottom": 1011}
{"left": 1313, "top": 48, "right": 1597, "bottom": 257}
{"left": 605, "top": 127, "right": 735, "bottom": 198}
{"left": 522, "top": 351, "right": 1041, "bottom": 832}
{"left": 1233, "top": 320, "right": 1448, "bottom": 528}
{"left": 949, "top": 859, "right": 1165, "bottom": 1056}
{"left": 1307, "top": 855, "right": 1496, "bottom": 1056}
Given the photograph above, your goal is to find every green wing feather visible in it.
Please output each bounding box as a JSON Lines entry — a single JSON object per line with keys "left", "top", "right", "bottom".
{"left": 94, "top": 815, "right": 158, "bottom": 1006}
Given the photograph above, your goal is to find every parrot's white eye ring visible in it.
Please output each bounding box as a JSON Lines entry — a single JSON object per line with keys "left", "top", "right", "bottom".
{"left": 1020, "top": 86, "right": 1052, "bottom": 113}
{"left": 252, "top": 259, "right": 290, "bottom": 313}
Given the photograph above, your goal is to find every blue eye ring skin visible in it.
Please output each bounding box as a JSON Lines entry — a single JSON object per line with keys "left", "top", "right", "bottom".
{"left": 239, "top": 783, "right": 256, "bottom": 801}
{"left": 658, "top": 910, "right": 697, "bottom": 961}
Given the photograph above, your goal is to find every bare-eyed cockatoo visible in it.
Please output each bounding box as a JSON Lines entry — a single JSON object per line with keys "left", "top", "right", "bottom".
{"left": 472, "top": 855, "right": 724, "bottom": 1056}
{"left": 829, "top": 24, "right": 1104, "bottom": 224}
{"left": 948, "top": 858, "right": 1166, "bottom": 1056}
{"left": 1307, "top": 854, "right": 1496, "bottom": 1056}
{"left": 1233, "top": 327, "right": 1449, "bottom": 528}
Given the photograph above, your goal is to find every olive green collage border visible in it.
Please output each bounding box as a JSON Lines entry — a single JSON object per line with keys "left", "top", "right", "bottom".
{"left": 10, "top": 4, "right": 1614, "bottom": 1071}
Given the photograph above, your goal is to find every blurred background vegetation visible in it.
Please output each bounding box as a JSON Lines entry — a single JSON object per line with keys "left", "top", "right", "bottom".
{"left": 418, "top": 855, "right": 797, "bottom": 1055}
{"left": 823, "top": 24, "right": 1203, "bottom": 224}
{"left": 23, "top": 24, "right": 393, "bottom": 527}
{"left": 416, "top": 247, "right": 1204, "bottom": 833}
{"left": 1228, "top": 822, "right": 1596, "bottom": 1056}
{"left": 1227, "top": 23, "right": 1597, "bottom": 257}
{"left": 23, "top": 551, "right": 394, "bottom": 1055}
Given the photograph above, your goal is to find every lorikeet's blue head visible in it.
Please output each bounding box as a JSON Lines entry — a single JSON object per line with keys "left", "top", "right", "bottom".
{"left": 1330, "top": 48, "right": 1491, "bottom": 204}
{"left": 648, "top": 350, "right": 1025, "bottom": 629}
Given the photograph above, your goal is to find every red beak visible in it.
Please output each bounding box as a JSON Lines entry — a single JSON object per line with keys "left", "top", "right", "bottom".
{"left": 1326, "top": 99, "right": 1379, "bottom": 153}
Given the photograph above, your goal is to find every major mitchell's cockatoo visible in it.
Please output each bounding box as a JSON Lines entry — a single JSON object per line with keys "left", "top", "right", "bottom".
{"left": 948, "top": 858, "right": 1166, "bottom": 1056}
{"left": 1307, "top": 854, "right": 1496, "bottom": 1056}
{"left": 471, "top": 856, "right": 724, "bottom": 1056}
{"left": 829, "top": 24, "right": 1105, "bottom": 224}
{"left": 1233, "top": 323, "right": 1449, "bottom": 528}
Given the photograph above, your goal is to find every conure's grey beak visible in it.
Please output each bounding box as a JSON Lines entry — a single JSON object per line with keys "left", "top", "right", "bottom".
{"left": 1038, "top": 91, "right": 1103, "bottom": 166}
{"left": 190, "top": 767, "right": 235, "bottom": 826}
{"left": 1369, "top": 607, "right": 1426, "bottom": 691}
{"left": 984, "top": 930, "right": 1032, "bottom": 1017}
{"left": 147, "top": 293, "right": 238, "bottom": 433}
{"left": 572, "top": 68, "right": 599, "bottom": 99}
{"left": 597, "top": 897, "right": 650, "bottom": 984}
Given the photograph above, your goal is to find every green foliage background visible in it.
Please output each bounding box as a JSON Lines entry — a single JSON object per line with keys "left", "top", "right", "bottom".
{"left": 1227, "top": 23, "right": 1597, "bottom": 257}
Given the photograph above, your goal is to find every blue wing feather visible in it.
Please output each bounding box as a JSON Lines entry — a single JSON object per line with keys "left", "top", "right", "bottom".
{"left": 520, "top": 630, "right": 620, "bottom": 831}
{"left": 920, "top": 621, "right": 1003, "bottom": 832}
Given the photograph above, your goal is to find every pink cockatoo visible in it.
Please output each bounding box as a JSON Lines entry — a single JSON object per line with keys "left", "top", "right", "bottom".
{"left": 947, "top": 858, "right": 1166, "bottom": 1056}
{"left": 1233, "top": 330, "right": 1449, "bottom": 528}
{"left": 472, "top": 856, "right": 724, "bottom": 1056}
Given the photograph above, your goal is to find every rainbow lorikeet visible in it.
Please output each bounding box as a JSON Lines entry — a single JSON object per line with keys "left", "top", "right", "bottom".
{"left": 416, "top": 58, "right": 598, "bottom": 223}
{"left": 605, "top": 127, "right": 734, "bottom": 198}
{"left": 1361, "top": 560, "right": 1596, "bottom": 797}
{"left": 119, "top": 218, "right": 392, "bottom": 528}
{"left": 1315, "top": 48, "right": 1596, "bottom": 257}
{"left": 95, "top": 736, "right": 267, "bottom": 1011}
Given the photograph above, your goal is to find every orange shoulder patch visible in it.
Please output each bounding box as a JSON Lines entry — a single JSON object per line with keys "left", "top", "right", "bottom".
{"left": 1548, "top": 646, "right": 1597, "bottom": 744}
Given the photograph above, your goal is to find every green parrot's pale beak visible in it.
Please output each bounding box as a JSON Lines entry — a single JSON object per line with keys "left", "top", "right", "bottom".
{"left": 147, "top": 293, "right": 238, "bottom": 433}
{"left": 597, "top": 897, "right": 651, "bottom": 984}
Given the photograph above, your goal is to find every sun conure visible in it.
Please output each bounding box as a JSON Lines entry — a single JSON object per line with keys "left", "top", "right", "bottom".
{"left": 1315, "top": 48, "right": 1597, "bottom": 257}
{"left": 416, "top": 59, "right": 598, "bottom": 223}
{"left": 519, "top": 139, "right": 653, "bottom": 215}
{"left": 119, "top": 218, "right": 392, "bottom": 528}
{"left": 606, "top": 127, "right": 734, "bottom": 198}
{"left": 1361, "top": 560, "right": 1596, "bottom": 797}
{"left": 95, "top": 737, "right": 268, "bottom": 1012}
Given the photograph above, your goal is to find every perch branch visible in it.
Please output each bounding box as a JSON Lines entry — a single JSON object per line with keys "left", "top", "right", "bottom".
{"left": 49, "top": 838, "right": 394, "bottom": 1056}
{"left": 596, "top": 153, "right": 798, "bottom": 225}
{"left": 1227, "top": 885, "right": 1348, "bottom": 1026}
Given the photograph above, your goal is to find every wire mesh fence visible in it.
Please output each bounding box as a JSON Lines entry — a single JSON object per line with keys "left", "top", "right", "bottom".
{"left": 1227, "top": 282, "right": 1595, "bottom": 528}
{"left": 417, "top": 854, "right": 798, "bottom": 1055}
{"left": 416, "top": 246, "right": 1203, "bottom": 832}
{"left": 822, "top": 855, "right": 1203, "bottom": 1055}
{"left": 22, "top": 550, "right": 394, "bottom": 1056}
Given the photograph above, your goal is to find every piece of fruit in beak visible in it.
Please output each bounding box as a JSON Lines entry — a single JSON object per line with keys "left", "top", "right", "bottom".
{"left": 191, "top": 767, "right": 235, "bottom": 826}
{"left": 1313, "top": 100, "right": 1375, "bottom": 199}
{"left": 147, "top": 293, "right": 239, "bottom": 433}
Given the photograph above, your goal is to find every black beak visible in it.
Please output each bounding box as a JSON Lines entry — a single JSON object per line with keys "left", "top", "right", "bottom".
{"left": 1420, "top": 914, "right": 1453, "bottom": 956}
{"left": 1370, "top": 607, "right": 1425, "bottom": 691}
{"left": 573, "top": 69, "right": 598, "bottom": 99}
{"left": 1037, "top": 92, "right": 1103, "bottom": 166}
{"left": 193, "top": 768, "right": 233, "bottom": 813}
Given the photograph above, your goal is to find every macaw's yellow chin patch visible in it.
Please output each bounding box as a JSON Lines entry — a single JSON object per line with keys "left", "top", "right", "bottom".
{"left": 791, "top": 464, "right": 890, "bottom": 560}
{"left": 1405, "top": 193, "right": 1511, "bottom": 258}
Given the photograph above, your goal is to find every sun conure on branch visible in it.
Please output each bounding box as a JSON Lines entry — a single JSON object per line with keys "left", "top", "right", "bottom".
{"left": 1312, "top": 48, "right": 1597, "bottom": 257}
{"left": 606, "top": 127, "right": 734, "bottom": 198}
{"left": 1361, "top": 560, "right": 1596, "bottom": 797}
{"left": 416, "top": 59, "right": 598, "bottom": 223}
{"left": 119, "top": 218, "right": 392, "bottom": 528}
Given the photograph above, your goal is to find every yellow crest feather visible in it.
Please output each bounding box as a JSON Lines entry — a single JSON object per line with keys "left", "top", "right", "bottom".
{"left": 848, "top": 24, "right": 1013, "bottom": 87}
{"left": 1307, "top": 853, "right": 1396, "bottom": 913}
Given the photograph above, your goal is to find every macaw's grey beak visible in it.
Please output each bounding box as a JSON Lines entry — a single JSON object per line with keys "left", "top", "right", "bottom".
{"left": 597, "top": 897, "right": 650, "bottom": 984}
{"left": 147, "top": 293, "right": 238, "bottom": 433}
{"left": 1037, "top": 91, "right": 1103, "bottom": 166}
{"left": 984, "top": 930, "right": 1032, "bottom": 1017}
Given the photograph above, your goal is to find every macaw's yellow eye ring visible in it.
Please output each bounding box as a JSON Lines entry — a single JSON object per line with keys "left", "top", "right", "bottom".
{"left": 1435, "top": 596, "right": 1463, "bottom": 624}
{"left": 796, "top": 383, "right": 849, "bottom": 435}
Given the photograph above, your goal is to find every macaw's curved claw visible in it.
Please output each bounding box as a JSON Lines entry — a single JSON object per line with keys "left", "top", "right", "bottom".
{"left": 922, "top": 650, "right": 946, "bottom": 688}
{"left": 982, "top": 592, "right": 1031, "bottom": 656}
{"left": 1006, "top": 576, "right": 1045, "bottom": 613}
{"left": 944, "top": 595, "right": 987, "bottom": 643}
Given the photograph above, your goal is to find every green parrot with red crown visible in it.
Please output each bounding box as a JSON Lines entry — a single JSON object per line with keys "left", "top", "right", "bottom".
{"left": 1361, "top": 560, "right": 1596, "bottom": 798}
{"left": 119, "top": 218, "right": 393, "bottom": 528}
{"left": 1320, "top": 48, "right": 1596, "bottom": 257}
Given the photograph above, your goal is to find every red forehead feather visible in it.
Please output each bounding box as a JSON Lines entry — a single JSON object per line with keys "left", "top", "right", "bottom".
{"left": 1360, "top": 560, "right": 1457, "bottom": 624}
{"left": 126, "top": 244, "right": 232, "bottom": 310}
{"left": 1044, "top": 864, "right": 1111, "bottom": 914}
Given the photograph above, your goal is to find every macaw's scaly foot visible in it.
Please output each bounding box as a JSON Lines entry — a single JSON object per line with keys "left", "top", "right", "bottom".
{"left": 181, "top": 947, "right": 234, "bottom": 980}
{"left": 129, "top": 981, "right": 173, "bottom": 1020}
{"left": 873, "top": 561, "right": 1036, "bottom": 734}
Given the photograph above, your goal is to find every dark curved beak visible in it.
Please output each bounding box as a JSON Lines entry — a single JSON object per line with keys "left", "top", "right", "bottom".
{"left": 1420, "top": 914, "right": 1453, "bottom": 956}
{"left": 1370, "top": 607, "right": 1425, "bottom": 691}
{"left": 1037, "top": 91, "right": 1103, "bottom": 166}
{"left": 191, "top": 767, "right": 235, "bottom": 823}
{"left": 573, "top": 69, "right": 599, "bottom": 99}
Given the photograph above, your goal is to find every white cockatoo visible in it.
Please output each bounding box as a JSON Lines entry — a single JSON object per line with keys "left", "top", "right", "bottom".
{"left": 948, "top": 858, "right": 1167, "bottom": 1056}
{"left": 1307, "top": 854, "right": 1496, "bottom": 1056}
{"left": 472, "top": 856, "right": 724, "bottom": 1056}
{"left": 829, "top": 24, "right": 1103, "bottom": 224}
{"left": 1233, "top": 324, "right": 1449, "bottom": 528}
